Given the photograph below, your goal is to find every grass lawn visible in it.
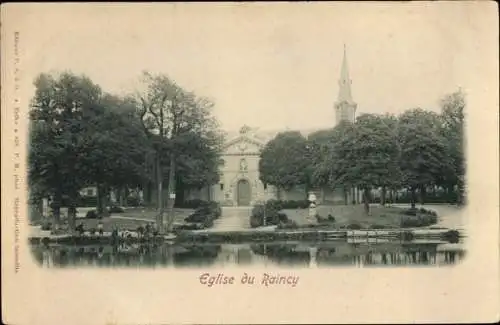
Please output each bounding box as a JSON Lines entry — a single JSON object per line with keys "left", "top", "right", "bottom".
{"left": 283, "top": 205, "right": 435, "bottom": 229}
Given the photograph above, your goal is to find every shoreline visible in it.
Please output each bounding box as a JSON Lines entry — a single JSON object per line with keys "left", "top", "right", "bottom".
{"left": 29, "top": 227, "right": 463, "bottom": 245}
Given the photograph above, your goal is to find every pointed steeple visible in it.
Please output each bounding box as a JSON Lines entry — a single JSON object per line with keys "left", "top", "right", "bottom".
{"left": 334, "top": 44, "right": 357, "bottom": 125}
{"left": 338, "top": 43, "right": 353, "bottom": 103}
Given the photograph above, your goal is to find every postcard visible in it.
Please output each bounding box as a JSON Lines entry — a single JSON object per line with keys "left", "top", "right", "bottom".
{"left": 1, "top": 2, "right": 498, "bottom": 324}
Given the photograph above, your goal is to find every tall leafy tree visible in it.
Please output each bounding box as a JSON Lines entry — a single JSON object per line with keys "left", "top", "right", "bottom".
{"left": 398, "top": 108, "right": 447, "bottom": 208}
{"left": 333, "top": 114, "right": 401, "bottom": 214}
{"left": 135, "top": 71, "right": 223, "bottom": 232}
{"left": 259, "top": 131, "right": 310, "bottom": 199}
{"left": 439, "top": 90, "right": 466, "bottom": 204}
{"left": 29, "top": 72, "right": 102, "bottom": 232}
{"left": 308, "top": 128, "right": 336, "bottom": 188}
{"left": 78, "top": 94, "right": 153, "bottom": 215}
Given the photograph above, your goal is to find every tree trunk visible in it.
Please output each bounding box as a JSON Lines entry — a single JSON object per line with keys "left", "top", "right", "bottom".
{"left": 156, "top": 152, "right": 164, "bottom": 231}
{"left": 351, "top": 187, "right": 356, "bottom": 205}
{"left": 363, "top": 188, "right": 370, "bottom": 215}
{"left": 119, "top": 187, "right": 125, "bottom": 207}
{"left": 96, "top": 184, "right": 103, "bottom": 214}
{"left": 381, "top": 186, "right": 386, "bottom": 206}
{"left": 410, "top": 187, "right": 417, "bottom": 209}
{"left": 67, "top": 193, "right": 77, "bottom": 235}
{"left": 343, "top": 187, "right": 348, "bottom": 205}
{"left": 277, "top": 187, "right": 282, "bottom": 200}
{"left": 96, "top": 184, "right": 109, "bottom": 217}
{"left": 51, "top": 192, "right": 62, "bottom": 230}
{"left": 388, "top": 189, "right": 394, "bottom": 205}
{"left": 166, "top": 156, "right": 176, "bottom": 233}
{"left": 175, "top": 178, "right": 185, "bottom": 207}
{"left": 419, "top": 185, "right": 426, "bottom": 206}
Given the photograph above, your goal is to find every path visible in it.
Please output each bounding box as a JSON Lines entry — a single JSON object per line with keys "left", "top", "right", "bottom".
{"left": 211, "top": 206, "right": 252, "bottom": 231}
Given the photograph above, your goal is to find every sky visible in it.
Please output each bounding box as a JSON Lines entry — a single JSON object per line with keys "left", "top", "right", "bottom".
{"left": 12, "top": 3, "right": 496, "bottom": 132}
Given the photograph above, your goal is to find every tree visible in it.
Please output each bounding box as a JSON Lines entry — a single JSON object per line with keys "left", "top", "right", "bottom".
{"left": 439, "top": 90, "right": 466, "bottom": 204}
{"left": 77, "top": 94, "right": 153, "bottom": 216}
{"left": 174, "top": 130, "right": 224, "bottom": 203}
{"left": 29, "top": 72, "right": 102, "bottom": 232}
{"left": 398, "top": 108, "right": 447, "bottom": 208}
{"left": 332, "top": 114, "right": 401, "bottom": 214}
{"left": 309, "top": 122, "right": 355, "bottom": 205}
{"left": 135, "top": 71, "right": 222, "bottom": 232}
{"left": 308, "top": 128, "right": 336, "bottom": 188}
{"left": 375, "top": 114, "right": 402, "bottom": 205}
{"left": 259, "top": 131, "right": 310, "bottom": 199}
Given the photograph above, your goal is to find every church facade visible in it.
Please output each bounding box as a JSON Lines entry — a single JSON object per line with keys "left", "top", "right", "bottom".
{"left": 185, "top": 46, "right": 361, "bottom": 206}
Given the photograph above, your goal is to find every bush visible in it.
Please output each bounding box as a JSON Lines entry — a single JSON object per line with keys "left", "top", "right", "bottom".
{"left": 400, "top": 214, "right": 438, "bottom": 228}
{"left": 369, "top": 224, "right": 387, "bottom": 229}
{"left": 277, "top": 220, "right": 299, "bottom": 229}
{"left": 419, "top": 208, "right": 438, "bottom": 216}
{"left": 126, "top": 196, "right": 141, "bottom": 207}
{"left": 442, "top": 230, "right": 460, "bottom": 243}
{"left": 250, "top": 204, "right": 288, "bottom": 228}
{"left": 109, "top": 206, "right": 125, "bottom": 213}
{"left": 85, "top": 210, "right": 100, "bottom": 219}
{"left": 41, "top": 221, "right": 52, "bottom": 231}
{"left": 250, "top": 214, "right": 262, "bottom": 228}
{"left": 265, "top": 199, "right": 309, "bottom": 210}
{"left": 327, "top": 214, "right": 336, "bottom": 222}
{"left": 346, "top": 223, "right": 363, "bottom": 230}
{"left": 403, "top": 208, "right": 418, "bottom": 216}
{"left": 183, "top": 202, "right": 221, "bottom": 229}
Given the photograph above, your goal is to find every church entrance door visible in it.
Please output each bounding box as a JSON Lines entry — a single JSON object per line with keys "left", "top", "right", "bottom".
{"left": 237, "top": 179, "right": 251, "bottom": 206}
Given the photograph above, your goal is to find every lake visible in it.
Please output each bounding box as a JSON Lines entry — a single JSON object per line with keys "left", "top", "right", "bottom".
{"left": 30, "top": 240, "right": 465, "bottom": 268}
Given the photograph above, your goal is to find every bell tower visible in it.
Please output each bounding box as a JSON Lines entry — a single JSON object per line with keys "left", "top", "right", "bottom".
{"left": 334, "top": 44, "right": 357, "bottom": 125}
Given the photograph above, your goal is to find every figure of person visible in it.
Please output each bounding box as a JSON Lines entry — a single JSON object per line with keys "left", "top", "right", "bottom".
{"left": 97, "top": 221, "right": 104, "bottom": 236}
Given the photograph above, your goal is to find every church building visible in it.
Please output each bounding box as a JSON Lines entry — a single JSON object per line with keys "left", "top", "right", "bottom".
{"left": 185, "top": 46, "right": 360, "bottom": 206}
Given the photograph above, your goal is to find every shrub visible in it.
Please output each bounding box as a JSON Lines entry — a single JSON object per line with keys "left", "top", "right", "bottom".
{"left": 249, "top": 204, "right": 287, "bottom": 227}
{"left": 250, "top": 214, "right": 263, "bottom": 228}
{"left": 109, "top": 206, "right": 125, "bottom": 213}
{"left": 369, "top": 224, "right": 387, "bottom": 229}
{"left": 183, "top": 202, "right": 221, "bottom": 229}
{"left": 126, "top": 196, "right": 141, "bottom": 207}
{"left": 264, "top": 199, "right": 309, "bottom": 210}
{"left": 85, "top": 210, "right": 100, "bottom": 219}
{"left": 403, "top": 208, "right": 418, "bottom": 216}
{"left": 327, "top": 214, "right": 336, "bottom": 222}
{"left": 41, "top": 221, "right": 52, "bottom": 231}
{"left": 400, "top": 214, "right": 438, "bottom": 228}
{"left": 419, "top": 208, "right": 438, "bottom": 216}
{"left": 278, "top": 220, "right": 299, "bottom": 229}
{"left": 346, "top": 223, "right": 363, "bottom": 230}
{"left": 442, "top": 230, "right": 460, "bottom": 243}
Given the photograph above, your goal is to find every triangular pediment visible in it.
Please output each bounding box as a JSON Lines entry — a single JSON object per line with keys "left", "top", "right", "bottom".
{"left": 223, "top": 135, "right": 264, "bottom": 155}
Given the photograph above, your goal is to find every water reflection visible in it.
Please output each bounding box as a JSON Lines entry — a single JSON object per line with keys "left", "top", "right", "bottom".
{"left": 31, "top": 241, "right": 465, "bottom": 268}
